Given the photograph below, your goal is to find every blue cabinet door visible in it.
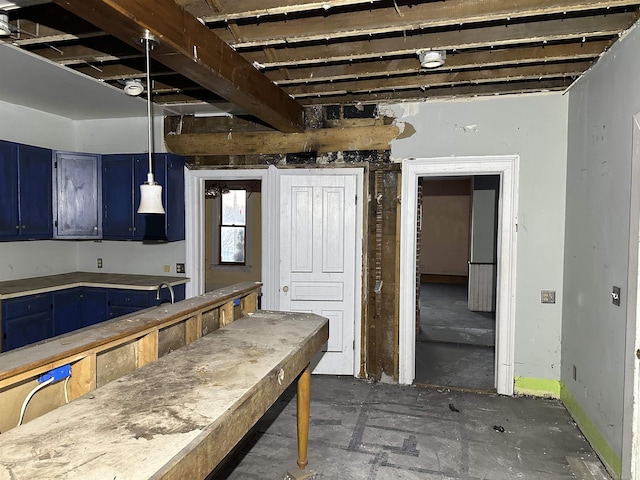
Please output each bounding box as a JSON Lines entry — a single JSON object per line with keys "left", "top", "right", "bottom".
{"left": 2, "top": 293, "right": 53, "bottom": 351}
{"left": 102, "top": 154, "right": 135, "bottom": 239}
{"left": 80, "top": 288, "right": 109, "bottom": 327}
{"left": 54, "top": 152, "right": 102, "bottom": 238}
{"left": 53, "top": 288, "right": 110, "bottom": 336}
{"left": 53, "top": 288, "right": 83, "bottom": 336}
{"left": 0, "top": 142, "right": 52, "bottom": 240}
{"left": 0, "top": 141, "right": 19, "bottom": 238}
{"left": 18, "top": 144, "right": 53, "bottom": 239}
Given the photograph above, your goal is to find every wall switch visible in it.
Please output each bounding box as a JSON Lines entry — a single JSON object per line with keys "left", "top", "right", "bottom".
{"left": 164, "top": 265, "right": 170, "bottom": 273}
{"left": 97, "top": 258, "right": 103, "bottom": 268}
{"left": 541, "top": 290, "right": 556, "bottom": 304}
{"left": 176, "top": 263, "right": 185, "bottom": 274}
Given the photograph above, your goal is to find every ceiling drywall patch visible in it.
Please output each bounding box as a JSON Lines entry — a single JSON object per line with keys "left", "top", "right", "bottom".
{"left": 396, "top": 121, "right": 416, "bottom": 139}
{"left": 456, "top": 124, "right": 479, "bottom": 133}
{"left": 400, "top": 103, "right": 420, "bottom": 117}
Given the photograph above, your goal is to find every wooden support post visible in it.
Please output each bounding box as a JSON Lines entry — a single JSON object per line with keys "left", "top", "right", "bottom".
{"left": 68, "top": 354, "right": 97, "bottom": 401}
{"left": 241, "top": 292, "right": 257, "bottom": 316}
{"left": 186, "top": 313, "right": 203, "bottom": 344}
{"left": 221, "top": 301, "right": 234, "bottom": 327}
{"left": 136, "top": 331, "right": 159, "bottom": 368}
{"left": 288, "top": 365, "right": 314, "bottom": 479}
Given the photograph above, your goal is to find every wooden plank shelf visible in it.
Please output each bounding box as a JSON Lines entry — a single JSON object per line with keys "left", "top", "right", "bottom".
{"left": 0, "top": 282, "right": 262, "bottom": 433}
{"left": 0, "top": 311, "right": 329, "bottom": 479}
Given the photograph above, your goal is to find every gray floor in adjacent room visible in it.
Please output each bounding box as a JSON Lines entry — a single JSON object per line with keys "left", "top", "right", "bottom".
{"left": 212, "top": 376, "right": 611, "bottom": 480}
{"left": 415, "top": 283, "right": 496, "bottom": 391}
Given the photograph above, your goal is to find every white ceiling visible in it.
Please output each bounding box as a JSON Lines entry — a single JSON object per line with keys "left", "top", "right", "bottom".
{"left": 0, "top": 42, "right": 235, "bottom": 120}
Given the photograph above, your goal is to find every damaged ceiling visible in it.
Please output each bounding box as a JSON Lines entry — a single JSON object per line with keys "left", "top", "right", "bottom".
{"left": 2, "top": 1, "right": 640, "bottom": 129}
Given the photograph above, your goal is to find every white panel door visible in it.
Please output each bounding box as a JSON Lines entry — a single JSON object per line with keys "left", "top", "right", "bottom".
{"left": 279, "top": 173, "right": 358, "bottom": 374}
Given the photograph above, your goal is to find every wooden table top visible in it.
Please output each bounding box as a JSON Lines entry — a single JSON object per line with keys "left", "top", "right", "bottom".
{"left": 0, "top": 311, "right": 329, "bottom": 480}
{"left": 0, "top": 272, "right": 189, "bottom": 299}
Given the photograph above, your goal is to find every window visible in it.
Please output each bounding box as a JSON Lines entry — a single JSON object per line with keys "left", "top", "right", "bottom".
{"left": 219, "top": 189, "right": 246, "bottom": 264}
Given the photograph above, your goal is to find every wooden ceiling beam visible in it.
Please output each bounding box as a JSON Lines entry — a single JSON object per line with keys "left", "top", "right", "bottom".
{"left": 51, "top": 0, "right": 305, "bottom": 132}
{"left": 212, "top": 0, "right": 640, "bottom": 48}
{"left": 165, "top": 125, "right": 400, "bottom": 156}
{"left": 266, "top": 41, "right": 608, "bottom": 85}
{"left": 192, "top": 0, "right": 386, "bottom": 22}
{"left": 298, "top": 79, "right": 572, "bottom": 105}
{"left": 240, "top": 13, "right": 634, "bottom": 68}
{"left": 285, "top": 62, "right": 591, "bottom": 97}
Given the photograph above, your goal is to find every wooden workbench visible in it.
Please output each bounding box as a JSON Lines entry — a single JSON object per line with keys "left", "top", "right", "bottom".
{"left": 0, "top": 311, "right": 329, "bottom": 480}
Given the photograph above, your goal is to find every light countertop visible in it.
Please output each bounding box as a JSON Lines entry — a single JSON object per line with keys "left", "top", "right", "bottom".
{"left": 0, "top": 272, "right": 189, "bottom": 299}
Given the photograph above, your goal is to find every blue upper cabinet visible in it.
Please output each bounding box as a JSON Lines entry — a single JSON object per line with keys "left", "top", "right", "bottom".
{"left": 0, "top": 141, "right": 52, "bottom": 240}
{"left": 103, "top": 153, "right": 184, "bottom": 241}
{"left": 53, "top": 151, "right": 102, "bottom": 239}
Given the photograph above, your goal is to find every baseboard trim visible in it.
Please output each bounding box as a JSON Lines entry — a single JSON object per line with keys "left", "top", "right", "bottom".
{"left": 560, "top": 384, "right": 621, "bottom": 480}
{"left": 514, "top": 376, "right": 561, "bottom": 398}
{"left": 514, "top": 378, "right": 621, "bottom": 479}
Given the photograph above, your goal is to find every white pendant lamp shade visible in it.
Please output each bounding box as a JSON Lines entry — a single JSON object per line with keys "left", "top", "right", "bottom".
{"left": 137, "top": 172, "right": 165, "bottom": 214}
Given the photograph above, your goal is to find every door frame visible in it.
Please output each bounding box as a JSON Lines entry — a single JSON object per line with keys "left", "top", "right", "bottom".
{"left": 185, "top": 165, "right": 364, "bottom": 377}
{"left": 399, "top": 156, "right": 519, "bottom": 395}
{"left": 184, "top": 166, "right": 279, "bottom": 308}
{"left": 622, "top": 114, "right": 640, "bottom": 479}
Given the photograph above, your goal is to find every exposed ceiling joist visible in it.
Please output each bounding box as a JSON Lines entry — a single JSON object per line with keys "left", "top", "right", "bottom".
{"left": 51, "top": 0, "right": 305, "bottom": 132}
{"left": 210, "top": 0, "right": 640, "bottom": 48}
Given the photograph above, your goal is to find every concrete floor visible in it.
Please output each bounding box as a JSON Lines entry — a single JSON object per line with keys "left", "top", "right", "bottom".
{"left": 211, "top": 376, "right": 611, "bottom": 480}
{"left": 416, "top": 283, "right": 496, "bottom": 391}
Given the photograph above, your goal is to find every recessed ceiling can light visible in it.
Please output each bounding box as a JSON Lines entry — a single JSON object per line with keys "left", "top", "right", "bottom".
{"left": 123, "top": 79, "right": 144, "bottom": 96}
{"left": 417, "top": 49, "right": 446, "bottom": 69}
{"left": 0, "top": 11, "right": 11, "bottom": 37}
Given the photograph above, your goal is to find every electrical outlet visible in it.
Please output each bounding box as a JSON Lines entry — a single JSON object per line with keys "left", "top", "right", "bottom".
{"left": 176, "top": 263, "right": 185, "bottom": 274}
{"left": 541, "top": 290, "right": 556, "bottom": 304}
{"left": 97, "top": 258, "right": 103, "bottom": 268}
{"left": 164, "top": 265, "right": 170, "bottom": 273}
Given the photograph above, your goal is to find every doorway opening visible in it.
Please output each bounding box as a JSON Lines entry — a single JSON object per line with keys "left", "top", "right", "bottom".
{"left": 399, "top": 156, "right": 518, "bottom": 395}
{"left": 415, "top": 176, "right": 499, "bottom": 391}
{"left": 204, "top": 180, "right": 262, "bottom": 293}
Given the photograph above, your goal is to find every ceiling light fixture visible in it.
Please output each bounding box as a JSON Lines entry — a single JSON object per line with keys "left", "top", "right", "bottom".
{"left": 136, "top": 30, "right": 165, "bottom": 215}
{"left": 0, "top": 11, "right": 11, "bottom": 36}
{"left": 417, "top": 49, "right": 446, "bottom": 69}
{"left": 123, "top": 78, "right": 144, "bottom": 96}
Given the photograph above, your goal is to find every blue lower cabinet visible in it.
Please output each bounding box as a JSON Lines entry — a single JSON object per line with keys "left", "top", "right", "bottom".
{"left": 2, "top": 293, "right": 53, "bottom": 351}
{"left": 53, "top": 288, "right": 109, "bottom": 335}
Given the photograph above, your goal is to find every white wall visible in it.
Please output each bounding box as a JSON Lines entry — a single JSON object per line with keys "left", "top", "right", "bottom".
{"left": 389, "top": 93, "right": 568, "bottom": 381}
{"left": 563, "top": 24, "right": 640, "bottom": 462}
{"left": 74, "top": 116, "right": 167, "bottom": 154}
{"left": 0, "top": 100, "right": 75, "bottom": 150}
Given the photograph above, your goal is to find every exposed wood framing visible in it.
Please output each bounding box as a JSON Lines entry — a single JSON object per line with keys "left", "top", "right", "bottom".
{"left": 165, "top": 125, "right": 401, "bottom": 156}
{"left": 51, "top": 0, "right": 305, "bottom": 132}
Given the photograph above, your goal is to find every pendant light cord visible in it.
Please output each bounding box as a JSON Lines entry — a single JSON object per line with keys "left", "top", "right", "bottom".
{"left": 145, "top": 32, "right": 154, "bottom": 182}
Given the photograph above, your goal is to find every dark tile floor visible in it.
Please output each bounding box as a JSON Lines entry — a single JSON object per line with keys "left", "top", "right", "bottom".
{"left": 415, "top": 283, "right": 496, "bottom": 391}
{"left": 211, "top": 376, "right": 611, "bottom": 480}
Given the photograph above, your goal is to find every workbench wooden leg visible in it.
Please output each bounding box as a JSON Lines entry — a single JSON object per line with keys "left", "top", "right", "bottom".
{"left": 297, "top": 365, "right": 311, "bottom": 470}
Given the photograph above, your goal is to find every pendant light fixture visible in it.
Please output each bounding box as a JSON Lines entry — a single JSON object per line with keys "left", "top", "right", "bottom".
{"left": 137, "top": 30, "right": 165, "bottom": 214}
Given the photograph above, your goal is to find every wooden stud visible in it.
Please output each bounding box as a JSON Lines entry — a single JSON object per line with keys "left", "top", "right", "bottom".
{"left": 68, "top": 354, "right": 97, "bottom": 401}
{"left": 136, "top": 331, "right": 159, "bottom": 368}
{"left": 220, "top": 301, "right": 235, "bottom": 327}
{"left": 185, "top": 313, "right": 203, "bottom": 345}
{"left": 241, "top": 292, "right": 257, "bottom": 317}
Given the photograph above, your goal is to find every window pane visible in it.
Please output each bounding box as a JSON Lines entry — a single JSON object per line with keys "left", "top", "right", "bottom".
{"left": 220, "top": 226, "right": 245, "bottom": 263}
{"left": 222, "top": 190, "right": 246, "bottom": 225}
